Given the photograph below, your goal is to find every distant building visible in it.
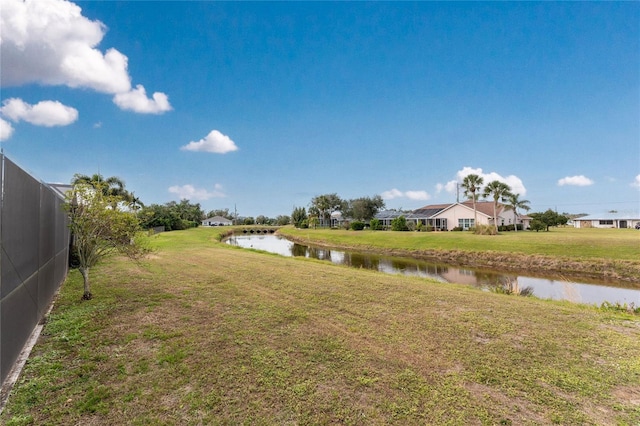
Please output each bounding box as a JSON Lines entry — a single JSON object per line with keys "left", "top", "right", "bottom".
{"left": 202, "top": 216, "right": 233, "bottom": 226}
{"left": 573, "top": 213, "right": 640, "bottom": 229}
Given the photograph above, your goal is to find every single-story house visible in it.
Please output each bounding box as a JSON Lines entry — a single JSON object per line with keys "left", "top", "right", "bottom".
{"left": 202, "top": 216, "right": 233, "bottom": 226}
{"left": 406, "top": 201, "right": 530, "bottom": 231}
{"left": 573, "top": 213, "right": 640, "bottom": 229}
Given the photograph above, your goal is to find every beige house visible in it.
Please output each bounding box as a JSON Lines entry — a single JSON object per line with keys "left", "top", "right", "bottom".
{"left": 409, "top": 201, "right": 529, "bottom": 231}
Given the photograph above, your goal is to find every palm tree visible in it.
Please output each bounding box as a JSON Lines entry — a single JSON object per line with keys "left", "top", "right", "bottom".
{"left": 72, "top": 173, "right": 133, "bottom": 205}
{"left": 482, "top": 180, "right": 513, "bottom": 233}
{"left": 128, "top": 192, "right": 145, "bottom": 212}
{"left": 460, "top": 174, "right": 484, "bottom": 229}
{"left": 504, "top": 193, "right": 530, "bottom": 232}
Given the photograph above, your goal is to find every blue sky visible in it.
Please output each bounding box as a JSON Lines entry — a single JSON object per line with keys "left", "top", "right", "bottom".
{"left": 1, "top": 0, "right": 639, "bottom": 218}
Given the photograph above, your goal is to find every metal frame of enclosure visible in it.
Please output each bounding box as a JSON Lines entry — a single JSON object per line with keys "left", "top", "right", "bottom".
{"left": 0, "top": 154, "right": 70, "bottom": 386}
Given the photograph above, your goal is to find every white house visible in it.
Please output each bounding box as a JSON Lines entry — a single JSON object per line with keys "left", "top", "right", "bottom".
{"left": 202, "top": 216, "right": 233, "bottom": 226}
{"left": 573, "top": 213, "right": 640, "bottom": 229}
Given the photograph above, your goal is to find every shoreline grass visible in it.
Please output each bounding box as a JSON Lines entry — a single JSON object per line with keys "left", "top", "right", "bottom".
{"left": 1, "top": 227, "right": 639, "bottom": 425}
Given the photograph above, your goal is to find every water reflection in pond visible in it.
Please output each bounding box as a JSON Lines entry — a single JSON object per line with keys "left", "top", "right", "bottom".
{"left": 225, "top": 234, "right": 640, "bottom": 307}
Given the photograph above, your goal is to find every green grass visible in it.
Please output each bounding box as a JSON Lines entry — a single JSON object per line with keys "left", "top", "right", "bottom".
{"left": 278, "top": 226, "right": 640, "bottom": 260}
{"left": 2, "top": 227, "right": 639, "bottom": 425}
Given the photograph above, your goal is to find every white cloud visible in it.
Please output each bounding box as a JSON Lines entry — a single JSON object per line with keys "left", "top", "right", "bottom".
{"left": 113, "top": 85, "right": 172, "bottom": 114}
{"left": 168, "top": 184, "right": 226, "bottom": 201}
{"left": 381, "top": 189, "right": 403, "bottom": 199}
{"left": 0, "top": 118, "right": 14, "bottom": 141}
{"left": 381, "top": 188, "right": 430, "bottom": 201}
{"left": 1, "top": 0, "right": 130, "bottom": 93}
{"left": 181, "top": 130, "right": 238, "bottom": 154}
{"left": 1, "top": 98, "right": 78, "bottom": 126}
{"left": 439, "top": 166, "right": 527, "bottom": 196}
{"left": 404, "top": 190, "right": 430, "bottom": 201}
{"left": 0, "top": 0, "right": 171, "bottom": 113}
{"left": 631, "top": 175, "right": 640, "bottom": 189}
{"left": 557, "top": 175, "right": 594, "bottom": 187}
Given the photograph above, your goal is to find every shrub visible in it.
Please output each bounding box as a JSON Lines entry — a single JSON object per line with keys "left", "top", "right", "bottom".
{"left": 452, "top": 226, "right": 463, "bottom": 231}
{"left": 350, "top": 221, "right": 365, "bottom": 231}
{"left": 474, "top": 224, "right": 497, "bottom": 235}
{"left": 174, "top": 219, "right": 197, "bottom": 230}
{"left": 369, "top": 218, "right": 382, "bottom": 230}
{"left": 407, "top": 221, "right": 416, "bottom": 231}
{"left": 391, "top": 216, "right": 409, "bottom": 231}
{"left": 600, "top": 301, "right": 639, "bottom": 315}
{"left": 425, "top": 225, "right": 434, "bottom": 232}
{"left": 491, "top": 284, "right": 534, "bottom": 296}
{"left": 299, "top": 219, "right": 309, "bottom": 229}
{"left": 530, "top": 219, "right": 546, "bottom": 232}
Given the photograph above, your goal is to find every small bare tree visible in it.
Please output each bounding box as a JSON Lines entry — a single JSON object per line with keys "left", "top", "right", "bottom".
{"left": 65, "top": 184, "right": 145, "bottom": 300}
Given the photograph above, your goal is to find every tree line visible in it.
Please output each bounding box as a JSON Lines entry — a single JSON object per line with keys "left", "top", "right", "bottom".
{"left": 291, "top": 193, "right": 386, "bottom": 229}
{"left": 294, "top": 176, "right": 573, "bottom": 233}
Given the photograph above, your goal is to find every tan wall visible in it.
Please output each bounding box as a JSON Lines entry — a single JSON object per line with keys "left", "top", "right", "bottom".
{"left": 435, "top": 204, "right": 489, "bottom": 230}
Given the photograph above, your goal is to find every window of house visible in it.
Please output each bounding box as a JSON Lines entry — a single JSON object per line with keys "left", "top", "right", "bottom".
{"left": 599, "top": 220, "right": 614, "bottom": 225}
{"left": 458, "top": 218, "right": 474, "bottom": 229}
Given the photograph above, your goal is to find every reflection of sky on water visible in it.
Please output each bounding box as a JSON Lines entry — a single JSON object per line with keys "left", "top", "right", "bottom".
{"left": 226, "top": 234, "right": 294, "bottom": 257}
{"left": 226, "top": 235, "right": 640, "bottom": 306}
{"left": 518, "top": 277, "right": 640, "bottom": 306}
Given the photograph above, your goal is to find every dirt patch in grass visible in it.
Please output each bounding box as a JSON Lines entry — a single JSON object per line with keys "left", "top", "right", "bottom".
{"left": 613, "top": 385, "right": 640, "bottom": 406}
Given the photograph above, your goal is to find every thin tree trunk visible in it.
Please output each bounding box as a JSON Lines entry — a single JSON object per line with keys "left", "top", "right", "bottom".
{"left": 79, "top": 267, "right": 93, "bottom": 300}
{"left": 472, "top": 195, "right": 478, "bottom": 231}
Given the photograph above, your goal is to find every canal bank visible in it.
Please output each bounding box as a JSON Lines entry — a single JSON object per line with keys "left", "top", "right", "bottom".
{"left": 226, "top": 233, "right": 640, "bottom": 306}
{"left": 276, "top": 230, "right": 640, "bottom": 286}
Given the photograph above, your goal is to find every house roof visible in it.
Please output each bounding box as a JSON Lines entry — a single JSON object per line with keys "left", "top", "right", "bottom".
{"left": 374, "top": 210, "right": 405, "bottom": 219}
{"left": 203, "top": 215, "right": 232, "bottom": 222}
{"left": 459, "top": 201, "right": 504, "bottom": 217}
{"left": 47, "top": 183, "right": 73, "bottom": 200}
{"left": 411, "top": 201, "right": 502, "bottom": 218}
{"left": 407, "top": 207, "right": 446, "bottom": 219}
{"left": 575, "top": 212, "right": 640, "bottom": 221}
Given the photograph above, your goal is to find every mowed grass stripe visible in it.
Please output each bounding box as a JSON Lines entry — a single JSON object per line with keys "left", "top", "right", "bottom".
{"left": 1, "top": 227, "right": 639, "bottom": 425}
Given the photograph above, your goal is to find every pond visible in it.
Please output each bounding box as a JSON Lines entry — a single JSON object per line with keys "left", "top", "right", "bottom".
{"left": 225, "top": 234, "right": 640, "bottom": 307}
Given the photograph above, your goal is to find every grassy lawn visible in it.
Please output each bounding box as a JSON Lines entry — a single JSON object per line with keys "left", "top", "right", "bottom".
{"left": 278, "top": 226, "right": 640, "bottom": 260}
{"left": 2, "top": 227, "right": 639, "bottom": 425}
